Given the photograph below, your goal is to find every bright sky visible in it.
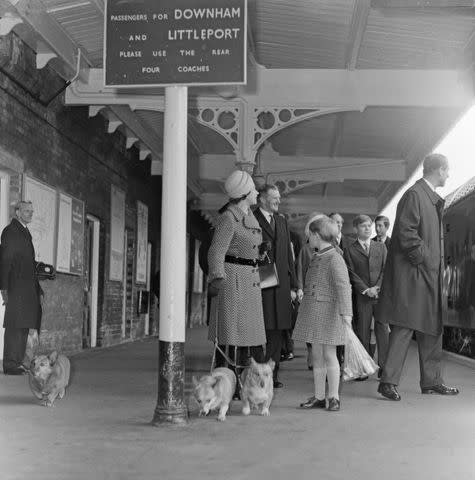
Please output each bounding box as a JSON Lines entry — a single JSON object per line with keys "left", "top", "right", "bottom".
{"left": 380, "top": 104, "right": 475, "bottom": 233}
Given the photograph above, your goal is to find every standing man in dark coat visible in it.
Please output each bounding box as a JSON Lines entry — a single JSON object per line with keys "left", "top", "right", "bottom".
{"left": 372, "top": 215, "right": 391, "bottom": 249}
{"left": 1, "top": 201, "right": 42, "bottom": 375}
{"left": 254, "top": 185, "right": 297, "bottom": 388}
{"left": 378, "top": 154, "right": 459, "bottom": 401}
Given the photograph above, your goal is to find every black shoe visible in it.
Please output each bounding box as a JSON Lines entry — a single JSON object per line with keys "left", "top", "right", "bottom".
{"left": 378, "top": 382, "right": 401, "bottom": 401}
{"left": 421, "top": 384, "right": 459, "bottom": 395}
{"left": 299, "top": 396, "right": 326, "bottom": 409}
{"left": 273, "top": 381, "right": 284, "bottom": 389}
{"left": 354, "top": 375, "right": 368, "bottom": 382}
{"left": 327, "top": 397, "right": 340, "bottom": 411}
{"left": 280, "top": 353, "right": 294, "bottom": 362}
{"left": 4, "top": 367, "right": 26, "bottom": 376}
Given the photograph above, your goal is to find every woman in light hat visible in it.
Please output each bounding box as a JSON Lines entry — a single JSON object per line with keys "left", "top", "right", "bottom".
{"left": 207, "top": 170, "right": 266, "bottom": 383}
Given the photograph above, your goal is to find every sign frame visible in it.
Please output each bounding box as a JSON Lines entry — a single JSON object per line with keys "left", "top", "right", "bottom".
{"left": 103, "top": 0, "right": 247, "bottom": 88}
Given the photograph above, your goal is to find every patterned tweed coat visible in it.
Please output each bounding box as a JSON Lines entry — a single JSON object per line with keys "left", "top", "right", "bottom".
{"left": 207, "top": 205, "right": 266, "bottom": 346}
{"left": 293, "top": 246, "right": 353, "bottom": 345}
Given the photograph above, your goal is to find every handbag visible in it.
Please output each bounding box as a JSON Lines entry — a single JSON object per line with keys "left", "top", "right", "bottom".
{"left": 35, "top": 262, "right": 56, "bottom": 280}
{"left": 259, "top": 253, "right": 280, "bottom": 289}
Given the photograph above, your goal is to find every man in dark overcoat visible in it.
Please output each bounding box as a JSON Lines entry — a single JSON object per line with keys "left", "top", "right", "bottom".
{"left": 378, "top": 154, "right": 459, "bottom": 401}
{"left": 254, "top": 185, "right": 297, "bottom": 388}
{"left": 1, "top": 201, "right": 42, "bottom": 375}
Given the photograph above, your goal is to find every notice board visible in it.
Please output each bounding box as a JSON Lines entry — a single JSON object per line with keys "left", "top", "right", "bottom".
{"left": 136, "top": 201, "right": 148, "bottom": 284}
{"left": 56, "top": 192, "right": 85, "bottom": 275}
{"left": 104, "top": 0, "right": 247, "bottom": 87}
{"left": 23, "top": 176, "right": 57, "bottom": 265}
{"left": 110, "top": 185, "right": 125, "bottom": 281}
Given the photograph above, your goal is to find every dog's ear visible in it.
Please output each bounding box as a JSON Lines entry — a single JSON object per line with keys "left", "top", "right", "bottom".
{"left": 249, "top": 357, "right": 258, "bottom": 368}
{"left": 268, "top": 359, "right": 275, "bottom": 371}
{"left": 192, "top": 375, "right": 199, "bottom": 387}
{"left": 48, "top": 351, "right": 58, "bottom": 365}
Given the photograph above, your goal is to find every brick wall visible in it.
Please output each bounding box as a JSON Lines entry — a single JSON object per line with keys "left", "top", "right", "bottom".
{"left": 0, "top": 32, "right": 162, "bottom": 355}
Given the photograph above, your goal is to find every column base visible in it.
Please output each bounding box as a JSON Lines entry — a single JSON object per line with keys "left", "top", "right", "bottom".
{"left": 152, "top": 340, "right": 188, "bottom": 426}
{"left": 151, "top": 407, "right": 189, "bottom": 426}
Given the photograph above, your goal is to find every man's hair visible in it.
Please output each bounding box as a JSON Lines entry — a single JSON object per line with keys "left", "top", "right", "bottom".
{"left": 15, "top": 200, "right": 32, "bottom": 212}
{"left": 352, "top": 214, "right": 373, "bottom": 228}
{"left": 329, "top": 212, "right": 343, "bottom": 222}
{"left": 422, "top": 153, "right": 448, "bottom": 176}
{"left": 308, "top": 215, "right": 338, "bottom": 242}
{"left": 374, "top": 215, "right": 390, "bottom": 228}
{"left": 257, "top": 184, "right": 279, "bottom": 204}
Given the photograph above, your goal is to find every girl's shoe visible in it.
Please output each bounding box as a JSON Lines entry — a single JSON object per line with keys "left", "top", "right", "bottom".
{"left": 327, "top": 397, "right": 340, "bottom": 411}
{"left": 299, "top": 396, "right": 326, "bottom": 409}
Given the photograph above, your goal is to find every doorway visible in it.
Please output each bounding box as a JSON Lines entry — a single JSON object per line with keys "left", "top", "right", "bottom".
{"left": 0, "top": 171, "right": 10, "bottom": 362}
{"left": 83, "top": 215, "right": 100, "bottom": 348}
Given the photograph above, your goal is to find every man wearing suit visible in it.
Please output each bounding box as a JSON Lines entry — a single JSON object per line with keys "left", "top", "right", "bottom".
{"left": 344, "top": 214, "right": 389, "bottom": 378}
{"left": 378, "top": 153, "right": 459, "bottom": 401}
{"left": 372, "top": 215, "right": 391, "bottom": 249}
{"left": 330, "top": 213, "right": 350, "bottom": 252}
{"left": 1, "top": 201, "right": 42, "bottom": 375}
{"left": 254, "top": 185, "right": 297, "bottom": 388}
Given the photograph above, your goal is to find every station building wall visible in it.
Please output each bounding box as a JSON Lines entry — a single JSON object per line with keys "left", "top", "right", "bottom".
{"left": 0, "top": 32, "right": 162, "bottom": 354}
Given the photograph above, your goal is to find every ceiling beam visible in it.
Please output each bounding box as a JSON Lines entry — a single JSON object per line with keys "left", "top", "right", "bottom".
{"left": 66, "top": 67, "right": 473, "bottom": 109}
{"left": 199, "top": 154, "right": 407, "bottom": 181}
{"left": 267, "top": 161, "right": 407, "bottom": 190}
{"left": 371, "top": 0, "right": 475, "bottom": 6}
{"left": 195, "top": 193, "right": 379, "bottom": 215}
{"left": 345, "top": 0, "right": 371, "bottom": 70}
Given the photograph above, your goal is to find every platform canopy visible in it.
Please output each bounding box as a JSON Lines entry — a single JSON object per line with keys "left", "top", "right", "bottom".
{"left": 2, "top": 0, "right": 475, "bottom": 228}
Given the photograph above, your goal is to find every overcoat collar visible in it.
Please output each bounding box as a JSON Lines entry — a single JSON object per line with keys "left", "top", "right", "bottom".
{"left": 11, "top": 217, "right": 31, "bottom": 240}
{"left": 352, "top": 238, "right": 370, "bottom": 257}
{"left": 227, "top": 204, "right": 261, "bottom": 230}
{"left": 253, "top": 207, "right": 275, "bottom": 238}
{"left": 416, "top": 178, "right": 444, "bottom": 207}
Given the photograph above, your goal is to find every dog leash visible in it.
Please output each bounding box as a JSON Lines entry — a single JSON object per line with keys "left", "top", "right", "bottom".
{"left": 211, "top": 297, "right": 248, "bottom": 379}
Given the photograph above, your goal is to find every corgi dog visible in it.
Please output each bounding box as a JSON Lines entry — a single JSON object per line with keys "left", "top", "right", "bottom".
{"left": 240, "top": 358, "right": 275, "bottom": 416}
{"left": 192, "top": 367, "right": 237, "bottom": 422}
{"left": 28, "top": 351, "right": 70, "bottom": 407}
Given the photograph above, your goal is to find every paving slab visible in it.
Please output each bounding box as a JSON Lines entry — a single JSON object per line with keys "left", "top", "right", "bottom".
{"left": 0, "top": 326, "right": 473, "bottom": 480}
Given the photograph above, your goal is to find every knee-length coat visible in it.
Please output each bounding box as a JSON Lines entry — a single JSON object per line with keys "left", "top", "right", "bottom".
{"left": 0, "top": 218, "right": 42, "bottom": 331}
{"left": 254, "top": 209, "right": 297, "bottom": 331}
{"left": 293, "top": 247, "right": 353, "bottom": 345}
{"left": 207, "top": 205, "right": 266, "bottom": 346}
{"left": 378, "top": 179, "right": 446, "bottom": 336}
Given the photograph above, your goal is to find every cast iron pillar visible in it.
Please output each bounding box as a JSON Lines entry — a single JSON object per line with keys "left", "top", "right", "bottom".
{"left": 152, "top": 86, "right": 188, "bottom": 425}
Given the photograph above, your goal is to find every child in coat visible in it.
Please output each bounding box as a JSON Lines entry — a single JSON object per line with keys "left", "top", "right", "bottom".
{"left": 293, "top": 215, "right": 353, "bottom": 411}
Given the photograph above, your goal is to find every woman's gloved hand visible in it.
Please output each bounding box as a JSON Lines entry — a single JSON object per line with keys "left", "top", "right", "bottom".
{"left": 208, "top": 278, "right": 224, "bottom": 297}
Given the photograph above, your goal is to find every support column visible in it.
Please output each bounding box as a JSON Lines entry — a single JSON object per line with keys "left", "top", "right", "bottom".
{"left": 152, "top": 86, "right": 188, "bottom": 425}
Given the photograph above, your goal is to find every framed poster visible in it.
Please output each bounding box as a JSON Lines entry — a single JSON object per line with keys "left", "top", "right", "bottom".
{"left": 56, "top": 192, "right": 85, "bottom": 275}
{"left": 23, "top": 175, "right": 57, "bottom": 265}
{"left": 136, "top": 200, "right": 148, "bottom": 284}
{"left": 110, "top": 185, "right": 125, "bottom": 281}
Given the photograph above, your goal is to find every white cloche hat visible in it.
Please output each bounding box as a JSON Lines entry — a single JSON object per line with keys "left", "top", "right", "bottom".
{"left": 224, "top": 170, "right": 255, "bottom": 199}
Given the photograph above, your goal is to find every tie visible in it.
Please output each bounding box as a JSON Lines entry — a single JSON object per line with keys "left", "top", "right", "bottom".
{"left": 363, "top": 243, "right": 369, "bottom": 253}
{"left": 269, "top": 214, "right": 275, "bottom": 231}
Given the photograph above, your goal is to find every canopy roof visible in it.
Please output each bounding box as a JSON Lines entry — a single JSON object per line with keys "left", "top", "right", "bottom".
{"left": 2, "top": 0, "right": 475, "bottom": 228}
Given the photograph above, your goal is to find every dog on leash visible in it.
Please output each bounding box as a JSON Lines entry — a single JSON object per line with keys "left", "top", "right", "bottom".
{"left": 28, "top": 351, "right": 70, "bottom": 407}
{"left": 192, "top": 367, "right": 237, "bottom": 421}
{"left": 241, "top": 358, "right": 275, "bottom": 416}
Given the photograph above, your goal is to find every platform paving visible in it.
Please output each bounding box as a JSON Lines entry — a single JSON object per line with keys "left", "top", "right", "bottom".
{"left": 1, "top": 326, "right": 474, "bottom": 480}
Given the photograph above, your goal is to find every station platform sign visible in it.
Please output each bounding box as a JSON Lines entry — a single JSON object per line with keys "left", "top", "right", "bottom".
{"left": 104, "top": 0, "right": 247, "bottom": 87}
